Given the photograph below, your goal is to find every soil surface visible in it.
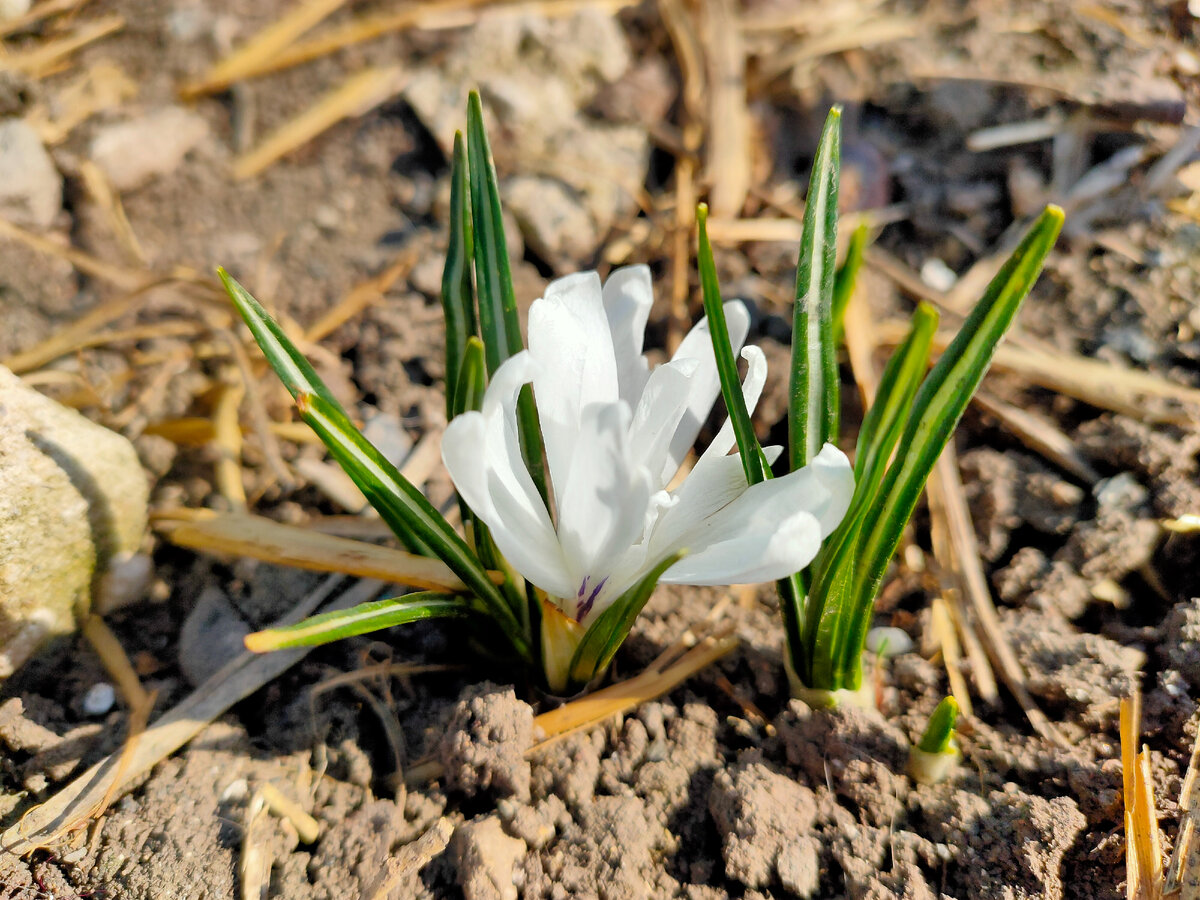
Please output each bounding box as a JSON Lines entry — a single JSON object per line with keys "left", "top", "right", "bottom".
{"left": 3, "top": 1, "right": 1200, "bottom": 898}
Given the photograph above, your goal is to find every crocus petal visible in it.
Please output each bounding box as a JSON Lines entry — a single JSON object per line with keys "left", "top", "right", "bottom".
{"left": 693, "top": 345, "right": 768, "bottom": 468}
{"left": 664, "top": 300, "right": 751, "bottom": 477}
{"left": 601, "top": 265, "right": 654, "bottom": 406}
{"left": 555, "top": 400, "right": 652, "bottom": 614}
{"left": 442, "top": 352, "right": 574, "bottom": 598}
{"left": 659, "top": 443, "right": 854, "bottom": 585}
{"left": 628, "top": 358, "right": 698, "bottom": 488}
{"left": 528, "top": 272, "right": 620, "bottom": 512}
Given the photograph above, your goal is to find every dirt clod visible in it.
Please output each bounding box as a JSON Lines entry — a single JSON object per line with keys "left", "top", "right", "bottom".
{"left": 438, "top": 682, "right": 535, "bottom": 803}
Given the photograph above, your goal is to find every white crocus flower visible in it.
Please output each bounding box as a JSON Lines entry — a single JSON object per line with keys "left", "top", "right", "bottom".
{"left": 442, "top": 266, "right": 854, "bottom": 688}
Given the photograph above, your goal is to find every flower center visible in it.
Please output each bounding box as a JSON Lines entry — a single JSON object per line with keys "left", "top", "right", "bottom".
{"left": 574, "top": 574, "right": 608, "bottom": 622}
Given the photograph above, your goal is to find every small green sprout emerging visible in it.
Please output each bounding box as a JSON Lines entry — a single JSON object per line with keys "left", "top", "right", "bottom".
{"left": 908, "top": 697, "right": 961, "bottom": 785}
{"left": 700, "top": 106, "right": 1064, "bottom": 706}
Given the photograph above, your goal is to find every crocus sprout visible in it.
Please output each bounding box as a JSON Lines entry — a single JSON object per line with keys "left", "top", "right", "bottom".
{"left": 908, "top": 697, "right": 961, "bottom": 785}
{"left": 225, "top": 91, "right": 855, "bottom": 696}
{"left": 441, "top": 268, "right": 854, "bottom": 691}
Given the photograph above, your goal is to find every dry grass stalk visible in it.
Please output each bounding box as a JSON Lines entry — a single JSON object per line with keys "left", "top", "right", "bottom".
{"left": 220, "top": 327, "right": 294, "bottom": 489}
{"left": 77, "top": 159, "right": 146, "bottom": 265}
{"left": 1, "top": 576, "right": 382, "bottom": 855}
{"left": 292, "top": 457, "right": 370, "bottom": 512}
{"left": 0, "top": 217, "right": 157, "bottom": 293}
{"left": 1164, "top": 730, "right": 1200, "bottom": 896}
{"left": 0, "top": 14, "right": 123, "bottom": 77}
{"left": 304, "top": 246, "right": 421, "bottom": 343}
{"left": 757, "top": 15, "right": 918, "bottom": 85}
{"left": 232, "top": 66, "right": 404, "bottom": 179}
{"left": 872, "top": 318, "right": 1200, "bottom": 426}
{"left": 179, "top": 0, "right": 350, "bottom": 99}
{"left": 239, "top": 791, "right": 270, "bottom": 900}
{"left": 973, "top": 391, "right": 1099, "bottom": 484}
{"left": 1121, "top": 694, "right": 1165, "bottom": 900}
{"left": 0, "top": 0, "right": 91, "bottom": 39}
{"left": 28, "top": 60, "right": 137, "bottom": 146}
{"left": 259, "top": 783, "right": 320, "bottom": 844}
{"left": 80, "top": 614, "right": 152, "bottom": 713}
{"left": 213, "top": 371, "right": 249, "bottom": 511}
{"left": 929, "top": 597, "right": 974, "bottom": 718}
{"left": 657, "top": 0, "right": 704, "bottom": 352}
{"left": 928, "top": 448, "right": 1067, "bottom": 747}
{"left": 705, "top": 216, "right": 805, "bottom": 244}
{"left": 966, "top": 114, "right": 1066, "bottom": 152}
{"left": 153, "top": 510, "right": 500, "bottom": 592}
{"left": 701, "top": 0, "right": 749, "bottom": 218}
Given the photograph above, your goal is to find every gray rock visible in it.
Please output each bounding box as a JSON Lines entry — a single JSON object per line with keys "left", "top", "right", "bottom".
{"left": 0, "top": 119, "right": 61, "bottom": 230}
{"left": 90, "top": 106, "right": 210, "bottom": 191}
{"left": 0, "top": 366, "right": 148, "bottom": 677}
{"left": 178, "top": 586, "right": 250, "bottom": 687}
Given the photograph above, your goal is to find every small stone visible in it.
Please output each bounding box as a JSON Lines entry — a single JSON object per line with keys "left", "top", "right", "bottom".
{"left": 920, "top": 257, "right": 957, "bottom": 292}
{"left": 0, "top": 119, "right": 61, "bottom": 230}
{"left": 505, "top": 175, "right": 597, "bottom": 269}
{"left": 451, "top": 816, "right": 526, "bottom": 900}
{"left": 865, "top": 626, "right": 915, "bottom": 657}
{"left": 0, "top": 0, "right": 31, "bottom": 19}
{"left": 178, "top": 586, "right": 250, "bottom": 687}
{"left": 82, "top": 682, "right": 115, "bottom": 716}
{"left": 90, "top": 106, "right": 210, "bottom": 191}
{"left": 360, "top": 410, "right": 412, "bottom": 467}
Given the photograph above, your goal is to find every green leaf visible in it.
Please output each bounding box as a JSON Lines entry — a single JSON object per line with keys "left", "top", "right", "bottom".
{"left": 834, "top": 205, "right": 1064, "bottom": 688}
{"left": 853, "top": 302, "right": 939, "bottom": 496}
{"left": 697, "top": 203, "right": 766, "bottom": 486}
{"left": 917, "top": 696, "right": 959, "bottom": 754}
{"left": 451, "top": 337, "right": 488, "bottom": 420}
{"left": 466, "top": 90, "right": 548, "bottom": 505}
{"left": 297, "top": 392, "right": 531, "bottom": 660}
{"left": 793, "top": 304, "right": 936, "bottom": 687}
{"left": 831, "top": 220, "right": 868, "bottom": 344}
{"left": 566, "top": 552, "right": 684, "bottom": 689}
{"left": 245, "top": 592, "right": 470, "bottom": 652}
{"left": 442, "top": 130, "right": 476, "bottom": 417}
{"left": 220, "top": 268, "right": 349, "bottom": 417}
{"left": 789, "top": 107, "right": 842, "bottom": 472}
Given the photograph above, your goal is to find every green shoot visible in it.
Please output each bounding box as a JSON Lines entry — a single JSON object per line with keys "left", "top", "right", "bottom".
{"left": 909, "top": 696, "right": 961, "bottom": 784}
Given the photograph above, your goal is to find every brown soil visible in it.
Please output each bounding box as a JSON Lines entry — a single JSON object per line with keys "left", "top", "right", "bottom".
{"left": 3, "top": 1, "right": 1200, "bottom": 898}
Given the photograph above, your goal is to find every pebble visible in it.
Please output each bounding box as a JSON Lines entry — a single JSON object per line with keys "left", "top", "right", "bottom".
{"left": 177, "top": 586, "right": 250, "bottom": 687}
{"left": 920, "top": 258, "right": 957, "bottom": 292}
{"left": 90, "top": 106, "right": 210, "bottom": 191}
{"left": 865, "top": 626, "right": 915, "bottom": 658}
{"left": 0, "top": 0, "right": 30, "bottom": 19}
{"left": 82, "top": 682, "right": 116, "bottom": 716}
{"left": 0, "top": 119, "right": 61, "bottom": 230}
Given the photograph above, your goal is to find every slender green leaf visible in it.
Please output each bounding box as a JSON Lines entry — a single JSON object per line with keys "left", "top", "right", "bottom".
{"left": 451, "top": 337, "right": 488, "bottom": 420}
{"left": 697, "top": 203, "right": 766, "bottom": 486}
{"left": 853, "top": 302, "right": 939, "bottom": 493}
{"left": 297, "top": 392, "right": 532, "bottom": 660}
{"left": 777, "top": 570, "right": 807, "bottom": 677}
{"left": 442, "top": 130, "right": 476, "bottom": 417}
{"left": 788, "top": 107, "right": 842, "bottom": 472}
{"left": 465, "top": 90, "right": 548, "bottom": 505}
{"left": 220, "top": 268, "right": 348, "bottom": 417}
{"left": 917, "top": 697, "right": 959, "bottom": 754}
{"left": 834, "top": 205, "right": 1064, "bottom": 688}
{"left": 566, "top": 552, "right": 684, "bottom": 689}
{"left": 245, "top": 592, "right": 470, "bottom": 652}
{"left": 831, "top": 221, "right": 869, "bottom": 344}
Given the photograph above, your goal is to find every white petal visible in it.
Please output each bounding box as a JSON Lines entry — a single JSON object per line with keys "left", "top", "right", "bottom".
{"left": 528, "top": 272, "right": 620, "bottom": 512}
{"left": 442, "top": 353, "right": 574, "bottom": 598}
{"left": 556, "top": 401, "right": 652, "bottom": 613}
{"left": 664, "top": 300, "right": 751, "bottom": 476}
{"left": 694, "top": 345, "right": 768, "bottom": 467}
{"left": 602, "top": 265, "right": 654, "bottom": 406}
{"left": 628, "top": 358, "right": 697, "bottom": 488}
{"left": 658, "top": 443, "right": 854, "bottom": 586}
